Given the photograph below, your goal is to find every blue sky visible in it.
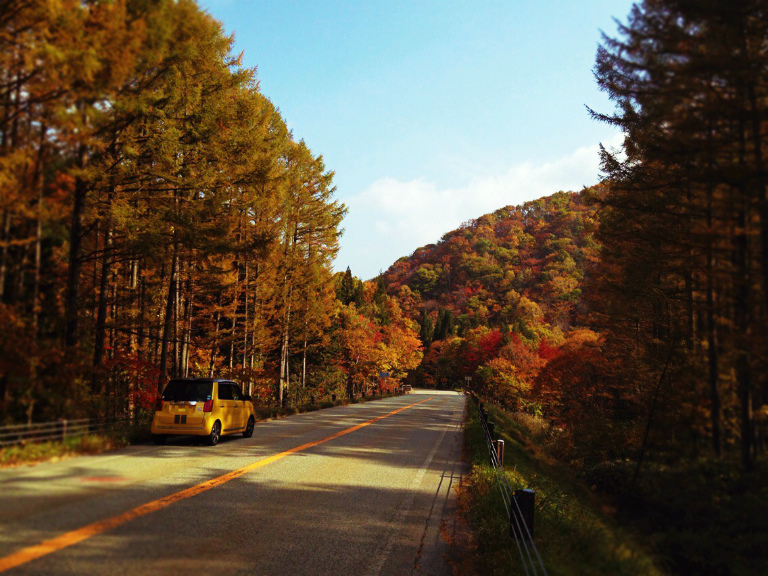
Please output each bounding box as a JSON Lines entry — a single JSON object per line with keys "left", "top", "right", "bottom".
{"left": 199, "top": 0, "right": 635, "bottom": 279}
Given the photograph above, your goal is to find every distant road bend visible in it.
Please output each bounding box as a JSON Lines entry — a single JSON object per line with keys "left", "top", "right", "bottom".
{"left": 0, "top": 390, "right": 467, "bottom": 576}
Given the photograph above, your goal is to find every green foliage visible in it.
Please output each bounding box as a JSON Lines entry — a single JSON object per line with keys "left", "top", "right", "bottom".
{"left": 462, "top": 401, "right": 663, "bottom": 576}
{"left": 419, "top": 308, "right": 434, "bottom": 346}
{"left": 0, "top": 435, "right": 125, "bottom": 468}
{"left": 412, "top": 264, "right": 441, "bottom": 297}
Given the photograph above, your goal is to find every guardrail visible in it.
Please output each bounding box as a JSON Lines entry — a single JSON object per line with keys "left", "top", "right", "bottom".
{"left": 474, "top": 395, "right": 548, "bottom": 576}
{"left": 0, "top": 416, "right": 132, "bottom": 448}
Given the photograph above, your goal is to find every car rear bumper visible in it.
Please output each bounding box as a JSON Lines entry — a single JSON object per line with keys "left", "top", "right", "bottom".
{"left": 151, "top": 420, "right": 212, "bottom": 436}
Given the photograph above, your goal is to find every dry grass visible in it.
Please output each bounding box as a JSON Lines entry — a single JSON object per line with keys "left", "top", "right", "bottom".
{"left": 0, "top": 435, "right": 125, "bottom": 468}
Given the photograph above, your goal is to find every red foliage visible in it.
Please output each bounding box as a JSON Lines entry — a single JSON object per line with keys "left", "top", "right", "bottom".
{"left": 501, "top": 334, "right": 544, "bottom": 383}
{"left": 538, "top": 338, "right": 560, "bottom": 360}
{"left": 459, "top": 328, "right": 503, "bottom": 375}
{"left": 103, "top": 352, "right": 161, "bottom": 412}
{"left": 532, "top": 331, "right": 619, "bottom": 431}
{"left": 479, "top": 329, "right": 503, "bottom": 357}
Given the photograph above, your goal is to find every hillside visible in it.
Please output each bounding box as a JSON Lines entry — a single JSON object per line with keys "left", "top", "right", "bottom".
{"left": 381, "top": 189, "right": 598, "bottom": 338}
{"left": 378, "top": 190, "right": 601, "bottom": 401}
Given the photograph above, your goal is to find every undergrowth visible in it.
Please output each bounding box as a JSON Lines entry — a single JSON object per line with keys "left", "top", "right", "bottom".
{"left": 0, "top": 435, "right": 125, "bottom": 468}
{"left": 584, "top": 456, "right": 768, "bottom": 575}
{"left": 462, "top": 399, "right": 664, "bottom": 576}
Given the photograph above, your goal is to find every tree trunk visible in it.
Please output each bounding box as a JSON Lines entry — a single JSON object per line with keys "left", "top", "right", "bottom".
{"left": 735, "top": 109, "right": 754, "bottom": 470}
{"left": 64, "top": 143, "right": 88, "bottom": 347}
{"left": 209, "top": 295, "right": 221, "bottom": 378}
{"left": 243, "top": 257, "right": 249, "bottom": 386}
{"left": 0, "top": 211, "right": 10, "bottom": 301}
{"left": 93, "top": 191, "right": 114, "bottom": 393}
{"left": 173, "top": 259, "right": 181, "bottom": 378}
{"left": 108, "top": 267, "right": 118, "bottom": 417}
{"left": 182, "top": 286, "right": 193, "bottom": 378}
{"left": 158, "top": 248, "right": 178, "bottom": 392}
{"left": 229, "top": 313, "right": 237, "bottom": 370}
{"left": 706, "top": 128, "right": 721, "bottom": 457}
{"left": 279, "top": 309, "right": 290, "bottom": 407}
{"left": 31, "top": 123, "right": 46, "bottom": 334}
{"left": 747, "top": 82, "right": 768, "bottom": 317}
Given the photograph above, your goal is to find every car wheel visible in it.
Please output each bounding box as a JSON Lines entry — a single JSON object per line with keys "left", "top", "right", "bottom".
{"left": 243, "top": 416, "right": 255, "bottom": 438}
{"left": 207, "top": 421, "right": 221, "bottom": 446}
{"left": 152, "top": 434, "right": 166, "bottom": 445}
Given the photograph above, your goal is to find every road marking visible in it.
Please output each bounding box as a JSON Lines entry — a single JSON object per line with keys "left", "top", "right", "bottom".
{"left": 0, "top": 396, "right": 434, "bottom": 573}
{"left": 366, "top": 405, "right": 454, "bottom": 576}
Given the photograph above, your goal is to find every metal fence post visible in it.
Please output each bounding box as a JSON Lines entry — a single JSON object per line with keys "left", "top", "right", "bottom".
{"left": 512, "top": 489, "right": 535, "bottom": 540}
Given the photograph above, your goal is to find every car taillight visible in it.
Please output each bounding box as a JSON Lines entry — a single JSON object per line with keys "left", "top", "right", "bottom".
{"left": 203, "top": 399, "right": 213, "bottom": 412}
{"left": 155, "top": 397, "right": 163, "bottom": 412}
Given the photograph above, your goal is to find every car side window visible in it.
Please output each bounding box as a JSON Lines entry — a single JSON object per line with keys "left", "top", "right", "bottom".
{"left": 231, "top": 384, "right": 242, "bottom": 401}
{"left": 217, "top": 383, "right": 233, "bottom": 401}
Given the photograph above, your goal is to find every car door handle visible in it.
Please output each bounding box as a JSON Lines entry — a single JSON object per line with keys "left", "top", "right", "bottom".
{"left": 219, "top": 404, "right": 225, "bottom": 407}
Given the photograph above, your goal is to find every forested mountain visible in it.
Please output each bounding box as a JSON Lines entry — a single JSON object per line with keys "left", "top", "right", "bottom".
{"left": 383, "top": 190, "right": 597, "bottom": 336}
{"left": 0, "top": 0, "right": 421, "bottom": 424}
{"left": 380, "top": 190, "right": 602, "bottom": 411}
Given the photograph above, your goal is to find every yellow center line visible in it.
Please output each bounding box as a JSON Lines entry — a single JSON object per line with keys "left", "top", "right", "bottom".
{"left": 0, "top": 396, "right": 435, "bottom": 573}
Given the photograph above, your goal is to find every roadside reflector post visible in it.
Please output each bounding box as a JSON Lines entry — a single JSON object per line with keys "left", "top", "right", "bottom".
{"left": 496, "top": 439, "right": 504, "bottom": 467}
{"left": 511, "top": 489, "right": 535, "bottom": 540}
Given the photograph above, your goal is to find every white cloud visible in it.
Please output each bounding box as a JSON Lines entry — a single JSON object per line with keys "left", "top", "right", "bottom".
{"left": 335, "top": 134, "right": 623, "bottom": 280}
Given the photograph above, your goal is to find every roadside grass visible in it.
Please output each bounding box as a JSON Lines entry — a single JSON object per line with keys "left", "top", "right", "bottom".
{"left": 584, "top": 455, "right": 768, "bottom": 575}
{"left": 462, "top": 400, "right": 664, "bottom": 576}
{"left": 0, "top": 435, "right": 126, "bottom": 468}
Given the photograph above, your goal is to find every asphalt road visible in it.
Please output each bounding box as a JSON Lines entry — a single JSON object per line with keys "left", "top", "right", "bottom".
{"left": 0, "top": 390, "right": 467, "bottom": 576}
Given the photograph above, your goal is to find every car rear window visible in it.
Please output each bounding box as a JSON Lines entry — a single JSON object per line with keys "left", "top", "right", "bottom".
{"left": 162, "top": 380, "right": 213, "bottom": 402}
{"left": 217, "top": 383, "right": 233, "bottom": 400}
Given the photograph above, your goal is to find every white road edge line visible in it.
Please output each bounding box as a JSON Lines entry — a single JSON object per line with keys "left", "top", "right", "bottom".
{"left": 366, "top": 405, "right": 455, "bottom": 576}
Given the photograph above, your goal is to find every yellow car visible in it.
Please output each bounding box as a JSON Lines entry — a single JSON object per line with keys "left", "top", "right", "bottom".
{"left": 151, "top": 378, "right": 256, "bottom": 446}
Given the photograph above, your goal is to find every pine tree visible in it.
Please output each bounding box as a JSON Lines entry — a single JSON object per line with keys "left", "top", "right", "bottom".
{"left": 419, "top": 309, "right": 434, "bottom": 347}
{"left": 592, "top": 0, "right": 768, "bottom": 469}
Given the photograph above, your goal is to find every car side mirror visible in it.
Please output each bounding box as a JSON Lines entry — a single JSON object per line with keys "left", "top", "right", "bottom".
{"left": 243, "top": 395, "right": 252, "bottom": 402}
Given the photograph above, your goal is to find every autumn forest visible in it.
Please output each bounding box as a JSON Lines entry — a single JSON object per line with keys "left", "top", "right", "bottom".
{"left": 2, "top": 0, "right": 768, "bottom": 573}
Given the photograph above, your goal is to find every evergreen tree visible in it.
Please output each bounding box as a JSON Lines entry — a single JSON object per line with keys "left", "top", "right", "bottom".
{"left": 592, "top": 0, "right": 768, "bottom": 469}
{"left": 419, "top": 309, "right": 434, "bottom": 347}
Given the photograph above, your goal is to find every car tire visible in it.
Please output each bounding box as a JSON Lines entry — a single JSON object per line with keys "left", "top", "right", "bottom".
{"left": 207, "top": 421, "right": 221, "bottom": 446}
{"left": 152, "top": 434, "right": 166, "bottom": 445}
{"left": 243, "top": 416, "right": 255, "bottom": 438}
